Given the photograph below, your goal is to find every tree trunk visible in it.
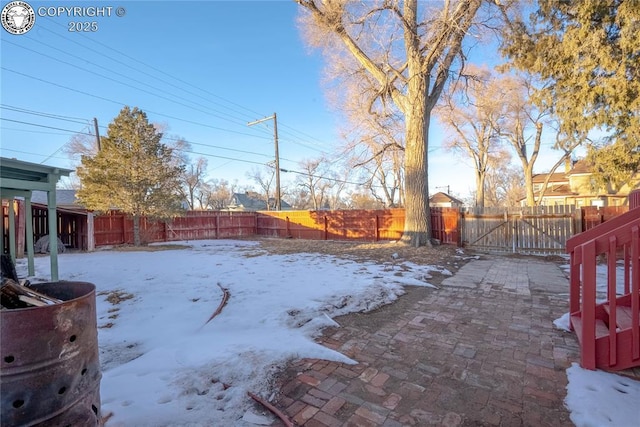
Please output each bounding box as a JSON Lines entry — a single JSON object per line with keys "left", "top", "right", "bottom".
{"left": 400, "top": 106, "right": 431, "bottom": 247}
{"left": 475, "top": 169, "right": 486, "bottom": 208}
{"left": 133, "top": 215, "right": 141, "bottom": 246}
{"left": 524, "top": 163, "right": 535, "bottom": 206}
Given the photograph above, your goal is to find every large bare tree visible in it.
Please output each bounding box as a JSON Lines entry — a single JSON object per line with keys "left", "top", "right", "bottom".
{"left": 297, "top": 0, "right": 486, "bottom": 246}
{"left": 333, "top": 66, "right": 406, "bottom": 208}
{"left": 180, "top": 156, "right": 208, "bottom": 210}
{"left": 296, "top": 158, "right": 334, "bottom": 210}
{"left": 435, "top": 66, "right": 504, "bottom": 208}
{"left": 491, "top": 73, "right": 554, "bottom": 206}
{"left": 484, "top": 150, "right": 524, "bottom": 207}
{"left": 247, "top": 166, "right": 277, "bottom": 210}
{"left": 344, "top": 108, "right": 406, "bottom": 207}
{"left": 198, "top": 179, "right": 237, "bottom": 210}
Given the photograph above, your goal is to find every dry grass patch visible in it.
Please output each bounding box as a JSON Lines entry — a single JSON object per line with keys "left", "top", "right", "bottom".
{"left": 253, "top": 237, "right": 462, "bottom": 266}
{"left": 97, "top": 289, "right": 135, "bottom": 305}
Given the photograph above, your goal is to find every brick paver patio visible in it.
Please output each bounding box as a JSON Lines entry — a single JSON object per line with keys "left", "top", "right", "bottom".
{"left": 270, "top": 256, "right": 581, "bottom": 426}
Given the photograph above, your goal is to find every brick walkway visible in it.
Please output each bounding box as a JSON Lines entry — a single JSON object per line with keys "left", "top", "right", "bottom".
{"left": 270, "top": 256, "right": 581, "bottom": 426}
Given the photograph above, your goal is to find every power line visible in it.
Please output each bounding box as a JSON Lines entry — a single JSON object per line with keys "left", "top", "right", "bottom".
{"left": 3, "top": 40, "right": 262, "bottom": 130}
{"left": 2, "top": 67, "right": 274, "bottom": 141}
{"left": 1, "top": 104, "right": 89, "bottom": 124}
{"left": 35, "top": 21, "right": 264, "bottom": 123}
{"left": 28, "top": 19, "right": 334, "bottom": 152}
{"left": 10, "top": 38, "right": 264, "bottom": 130}
{"left": 0, "top": 147, "right": 70, "bottom": 162}
{"left": 0, "top": 126, "right": 78, "bottom": 136}
{"left": 0, "top": 118, "right": 93, "bottom": 135}
{"left": 0, "top": 135, "right": 376, "bottom": 189}
{"left": 159, "top": 134, "right": 299, "bottom": 164}
{"left": 1, "top": 115, "right": 303, "bottom": 169}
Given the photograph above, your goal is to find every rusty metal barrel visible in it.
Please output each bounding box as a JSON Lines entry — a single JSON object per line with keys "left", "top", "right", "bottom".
{"left": 1, "top": 281, "right": 102, "bottom": 426}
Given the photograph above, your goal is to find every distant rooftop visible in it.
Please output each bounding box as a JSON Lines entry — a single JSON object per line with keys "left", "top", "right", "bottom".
{"left": 30, "top": 189, "right": 80, "bottom": 207}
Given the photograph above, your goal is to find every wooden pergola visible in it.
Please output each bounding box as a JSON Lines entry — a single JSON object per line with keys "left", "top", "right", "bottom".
{"left": 1, "top": 157, "right": 72, "bottom": 281}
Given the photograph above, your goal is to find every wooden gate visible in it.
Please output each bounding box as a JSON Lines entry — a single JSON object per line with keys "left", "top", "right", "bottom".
{"left": 462, "top": 205, "right": 576, "bottom": 254}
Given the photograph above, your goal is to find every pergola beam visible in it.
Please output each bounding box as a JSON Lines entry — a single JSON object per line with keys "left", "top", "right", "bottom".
{"left": 1, "top": 157, "right": 72, "bottom": 281}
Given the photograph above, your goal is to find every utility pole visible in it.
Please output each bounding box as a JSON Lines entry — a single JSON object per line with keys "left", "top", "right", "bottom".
{"left": 247, "top": 113, "right": 281, "bottom": 211}
{"left": 93, "top": 117, "right": 101, "bottom": 151}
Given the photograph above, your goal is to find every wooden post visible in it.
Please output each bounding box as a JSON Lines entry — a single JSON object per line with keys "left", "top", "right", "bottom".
{"left": 87, "top": 213, "right": 95, "bottom": 252}
{"left": 24, "top": 196, "right": 35, "bottom": 275}
{"left": 46, "top": 184, "right": 59, "bottom": 281}
{"left": 16, "top": 199, "right": 25, "bottom": 258}
{"left": 254, "top": 212, "right": 259, "bottom": 236}
{"left": 324, "top": 215, "right": 328, "bottom": 240}
{"left": 576, "top": 207, "right": 584, "bottom": 235}
{"left": 286, "top": 216, "right": 290, "bottom": 238}
{"left": 8, "top": 198, "right": 16, "bottom": 263}
{"left": 0, "top": 202, "right": 4, "bottom": 256}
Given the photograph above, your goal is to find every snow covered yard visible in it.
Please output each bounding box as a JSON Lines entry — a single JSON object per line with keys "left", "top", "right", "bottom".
{"left": 15, "top": 239, "right": 640, "bottom": 426}
{"left": 19, "top": 239, "right": 447, "bottom": 426}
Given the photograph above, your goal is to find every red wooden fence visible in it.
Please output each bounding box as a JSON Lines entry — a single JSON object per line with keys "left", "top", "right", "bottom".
{"left": 84, "top": 205, "right": 630, "bottom": 249}
{"left": 4, "top": 202, "right": 632, "bottom": 253}
{"left": 581, "top": 206, "right": 629, "bottom": 231}
{"left": 255, "top": 209, "right": 407, "bottom": 241}
{"left": 93, "top": 211, "right": 256, "bottom": 246}
{"left": 91, "top": 208, "right": 461, "bottom": 248}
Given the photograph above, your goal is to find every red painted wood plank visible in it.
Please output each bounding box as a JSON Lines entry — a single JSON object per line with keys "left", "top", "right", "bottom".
{"left": 632, "top": 226, "right": 639, "bottom": 361}
{"left": 607, "top": 236, "right": 618, "bottom": 365}
{"left": 603, "top": 304, "right": 635, "bottom": 329}
{"left": 571, "top": 315, "right": 610, "bottom": 341}
{"left": 581, "top": 241, "right": 598, "bottom": 370}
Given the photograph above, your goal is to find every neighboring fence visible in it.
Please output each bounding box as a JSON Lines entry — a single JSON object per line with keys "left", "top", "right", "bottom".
{"left": 4, "top": 202, "right": 630, "bottom": 253}
{"left": 93, "top": 211, "right": 256, "bottom": 246}
{"left": 581, "top": 206, "right": 629, "bottom": 231}
{"left": 92, "top": 208, "right": 460, "bottom": 247}
{"left": 83, "top": 205, "right": 629, "bottom": 253}
{"left": 256, "top": 209, "right": 406, "bottom": 241}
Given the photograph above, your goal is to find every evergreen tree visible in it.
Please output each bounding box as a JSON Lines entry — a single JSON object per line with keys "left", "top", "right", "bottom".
{"left": 76, "top": 106, "right": 185, "bottom": 246}
{"left": 586, "top": 140, "right": 640, "bottom": 192}
{"left": 500, "top": 1, "right": 640, "bottom": 150}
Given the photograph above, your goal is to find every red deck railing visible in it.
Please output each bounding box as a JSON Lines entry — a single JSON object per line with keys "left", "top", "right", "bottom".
{"left": 566, "top": 189, "right": 640, "bottom": 370}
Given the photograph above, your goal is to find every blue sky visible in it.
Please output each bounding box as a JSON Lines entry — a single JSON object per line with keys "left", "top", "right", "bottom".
{"left": 1, "top": 0, "right": 569, "bottom": 200}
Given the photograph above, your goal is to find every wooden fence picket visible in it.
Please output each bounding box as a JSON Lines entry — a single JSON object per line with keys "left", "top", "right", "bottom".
{"left": 27, "top": 205, "right": 625, "bottom": 254}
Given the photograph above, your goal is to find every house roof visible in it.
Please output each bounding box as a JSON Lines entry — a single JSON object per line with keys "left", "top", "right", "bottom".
{"left": 430, "top": 192, "right": 463, "bottom": 205}
{"left": 230, "top": 192, "right": 292, "bottom": 210}
{"left": 534, "top": 184, "right": 576, "bottom": 197}
{"left": 31, "top": 189, "right": 80, "bottom": 207}
{"left": 531, "top": 158, "right": 595, "bottom": 184}
{"left": 566, "top": 159, "right": 593, "bottom": 175}
{"left": 532, "top": 173, "right": 567, "bottom": 184}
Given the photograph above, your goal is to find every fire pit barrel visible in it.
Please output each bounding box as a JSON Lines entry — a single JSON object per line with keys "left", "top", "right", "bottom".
{"left": 1, "top": 281, "right": 102, "bottom": 426}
